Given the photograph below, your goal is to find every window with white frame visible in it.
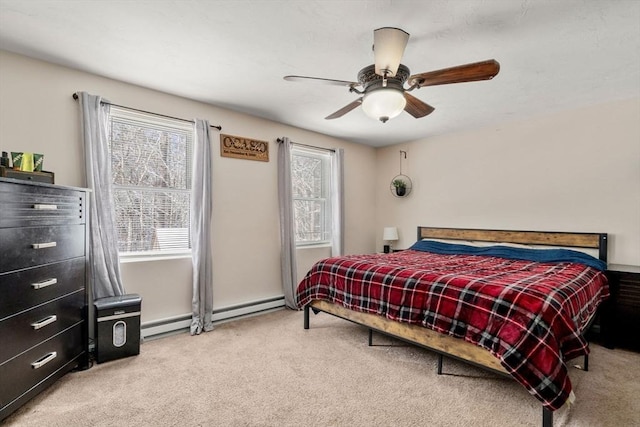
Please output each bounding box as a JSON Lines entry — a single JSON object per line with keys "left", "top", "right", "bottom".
{"left": 108, "top": 106, "right": 193, "bottom": 257}
{"left": 291, "top": 146, "right": 333, "bottom": 246}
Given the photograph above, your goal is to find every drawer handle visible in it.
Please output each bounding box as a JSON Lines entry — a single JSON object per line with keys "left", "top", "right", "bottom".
{"left": 31, "top": 351, "right": 57, "bottom": 369}
{"left": 31, "top": 278, "right": 58, "bottom": 289}
{"left": 32, "top": 242, "right": 57, "bottom": 249}
{"left": 31, "top": 315, "right": 58, "bottom": 330}
{"left": 33, "top": 204, "right": 58, "bottom": 210}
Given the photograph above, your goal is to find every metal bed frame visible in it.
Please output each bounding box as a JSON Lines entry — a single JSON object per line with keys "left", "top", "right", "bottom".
{"left": 303, "top": 226, "right": 608, "bottom": 427}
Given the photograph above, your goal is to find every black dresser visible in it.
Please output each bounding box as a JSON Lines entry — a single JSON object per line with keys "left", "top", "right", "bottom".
{"left": 0, "top": 178, "right": 90, "bottom": 420}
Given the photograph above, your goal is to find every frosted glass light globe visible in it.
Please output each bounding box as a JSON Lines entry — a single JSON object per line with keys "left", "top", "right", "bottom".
{"left": 361, "top": 88, "right": 406, "bottom": 123}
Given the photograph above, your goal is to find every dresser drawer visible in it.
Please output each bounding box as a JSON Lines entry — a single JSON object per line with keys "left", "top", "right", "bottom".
{"left": 0, "top": 224, "right": 85, "bottom": 273}
{"left": 0, "top": 181, "right": 86, "bottom": 228}
{"left": 0, "top": 323, "right": 84, "bottom": 409}
{"left": 0, "top": 258, "right": 85, "bottom": 320}
{"left": 0, "top": 290, "right": 85, "bottom": 363}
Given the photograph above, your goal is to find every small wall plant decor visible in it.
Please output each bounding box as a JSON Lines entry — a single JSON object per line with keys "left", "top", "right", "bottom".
{"left": 392, "top": 178, "right": 407, "bottom": 196}
{"left": 389, "top": 150, "right": 412, "bottom": 198}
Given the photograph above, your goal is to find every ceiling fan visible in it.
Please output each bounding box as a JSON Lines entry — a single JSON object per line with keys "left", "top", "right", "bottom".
{"left": 284, "top": 27, "right": 500, "bottom": 123}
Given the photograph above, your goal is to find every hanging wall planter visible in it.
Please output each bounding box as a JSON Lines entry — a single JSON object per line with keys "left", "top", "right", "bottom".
{"left": 389, "top": 151, "right": 412, "bottom": 198}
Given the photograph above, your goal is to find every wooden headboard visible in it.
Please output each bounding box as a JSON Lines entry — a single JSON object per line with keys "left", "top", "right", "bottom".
{"left": 417, "top": 226, "right": 608, "bottom": 262}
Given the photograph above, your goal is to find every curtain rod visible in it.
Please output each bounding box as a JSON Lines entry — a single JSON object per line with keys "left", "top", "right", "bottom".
{"left": 72, "top": 93, "right": 222, "bottom": 131}
{"left": 276, "top": 138, "right": 335, "bottom": 153}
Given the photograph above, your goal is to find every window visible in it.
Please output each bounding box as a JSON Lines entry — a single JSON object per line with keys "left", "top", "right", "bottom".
{"left": 291, "top": 146, "right": 332, "bottom": 246}
{"left": 108, "top": 107, "right": 193, "bottom": 257}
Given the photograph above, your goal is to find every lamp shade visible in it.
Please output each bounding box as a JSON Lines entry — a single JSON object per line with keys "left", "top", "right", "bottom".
{"left": 374, "top": 27, "right": 409, "bottom": 77}
{"left": 361, "top": 87, "right": 406, "bottom": 122}
{"left": 382, "top": 227, "right": 399, "bottom": 241}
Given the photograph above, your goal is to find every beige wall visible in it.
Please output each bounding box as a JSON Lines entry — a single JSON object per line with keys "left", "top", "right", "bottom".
{"left": 2, "top": 50, "right": 638, "bottom": 327}
{"left": 376, "top": 97, "right": 640, "bottom": 265}
{"left": 0, "top": 50, "right": 377, "bottom": 324}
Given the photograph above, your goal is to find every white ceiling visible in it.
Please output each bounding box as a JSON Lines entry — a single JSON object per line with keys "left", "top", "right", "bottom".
{"left": 1, "top": 0, "right": 639, "bottom": 147}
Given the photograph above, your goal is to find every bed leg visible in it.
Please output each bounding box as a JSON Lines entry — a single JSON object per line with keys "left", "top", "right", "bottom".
{"left": 304, "top": 305, "right": 310, "bottom": 330}
{"left": 583, "top": 354, "right": 589, "bottom": 372}
{"left": 437, "top": 354, "right": 443, "bottom": 375}
{"left": 368, "top": 329, "right": 373, "bottom": 346}
{"left": 542, "top": 407, "right": 553, "bottom": 427}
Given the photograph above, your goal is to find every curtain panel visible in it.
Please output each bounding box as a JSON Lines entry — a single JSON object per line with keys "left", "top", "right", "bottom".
{"left": 331, "top": 148, "right": 345, "bottom": 257}
{"left": 78, "top": 92, "right": 126, "bottom": 300}
{"left": 277, "top": 137, "right": 298, "bottom": 309}
{"left": 190, "top": 119, "right": 214, "bottom": 335}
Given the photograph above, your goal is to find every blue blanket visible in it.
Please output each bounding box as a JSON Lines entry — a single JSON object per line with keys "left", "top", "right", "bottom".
{"left": 409, "top": 240, "right": 607, "bottom": 271}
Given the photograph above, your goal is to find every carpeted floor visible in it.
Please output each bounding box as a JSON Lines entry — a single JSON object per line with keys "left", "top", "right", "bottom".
{"left": 4, "top": 308, "right": 640, "bottom": 426}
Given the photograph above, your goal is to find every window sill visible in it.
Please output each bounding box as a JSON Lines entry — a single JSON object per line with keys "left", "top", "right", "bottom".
{"left": 119, "top": 251, "right": 192, "bottom": 264}
{"left": 296, "top": 243, "right": 332, "bottom": 250}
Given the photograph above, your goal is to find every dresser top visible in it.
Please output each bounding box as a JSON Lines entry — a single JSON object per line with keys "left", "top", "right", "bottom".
{"left": 0, "top": 177, "right": 90, "bottom": 192}
{"left": 608, "top": 264, "right": 640, "bottom": 274}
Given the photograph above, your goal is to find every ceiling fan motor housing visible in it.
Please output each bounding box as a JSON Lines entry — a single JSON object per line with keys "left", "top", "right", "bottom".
{"left": 358, "top": 64, "right": 411, "bottom": 89}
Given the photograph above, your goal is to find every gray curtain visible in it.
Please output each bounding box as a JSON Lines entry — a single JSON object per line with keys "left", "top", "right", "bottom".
{"left": 78, "top": 92, "right": 125, "bottom": 300}
{"left": 331, "top": 148, "right": 345, "bottom": 256}
{"left": 277, "top": 137, "right": 298, "bottom": 309}
{"left": 190, "top": 119, "right": 214, "bottom": 335}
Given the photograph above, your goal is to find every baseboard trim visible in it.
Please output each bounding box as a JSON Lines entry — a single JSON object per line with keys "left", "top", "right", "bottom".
{"left": 140, "top": 295, "right": 286, "bottom": 339}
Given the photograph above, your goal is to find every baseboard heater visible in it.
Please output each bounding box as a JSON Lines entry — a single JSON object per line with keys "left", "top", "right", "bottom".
{"left": 140, "top": 295, "right": 285, "bottom": 339}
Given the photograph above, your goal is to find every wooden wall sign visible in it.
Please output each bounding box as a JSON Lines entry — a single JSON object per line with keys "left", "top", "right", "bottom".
{"left": 220, "top": 134, "right": 269, "bottom": 162}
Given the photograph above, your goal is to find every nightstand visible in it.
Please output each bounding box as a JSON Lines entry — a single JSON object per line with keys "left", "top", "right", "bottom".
{"left": 603, "top": 264, "right": 640, "bottom": 351}
{"left": 379, "top": 249, "right": 405, "bottom": 254}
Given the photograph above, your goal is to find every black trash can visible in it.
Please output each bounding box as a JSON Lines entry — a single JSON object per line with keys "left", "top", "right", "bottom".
{"left": 94, "top": 294, "right": 142, "bottom": 364}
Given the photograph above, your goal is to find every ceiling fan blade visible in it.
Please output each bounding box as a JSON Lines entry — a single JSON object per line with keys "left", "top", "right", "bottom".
{"left": 284, "top": 75, "right": 358, "bottom": 87}
{"left": 374, "top": 27, "right": 409, "bottom": 77}
{"left": 325, "top": 98, "right": 363, "bottom": 120}
{"left": 408, "top": 59, "right": 500, "bottom": 88}
{"left": 404, "top": 93, "right": 435, "bottom": 118}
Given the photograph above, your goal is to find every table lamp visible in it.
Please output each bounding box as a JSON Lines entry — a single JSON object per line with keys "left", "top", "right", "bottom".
{"left": 382, "top": 227, "right": 399, "bottom": 253}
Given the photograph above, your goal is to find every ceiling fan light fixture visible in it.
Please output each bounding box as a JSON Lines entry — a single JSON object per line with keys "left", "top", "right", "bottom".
{"left": 373, "top": 27, "right": 409, "bottom": 77}
{"left": 284, "top": 27, "right": 499, "bottom": 124}
{"left": 361, "top": 87, "right": 406, "bottom": 123}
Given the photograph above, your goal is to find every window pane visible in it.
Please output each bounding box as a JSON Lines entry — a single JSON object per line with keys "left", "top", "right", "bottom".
{"left": 109, "top": 107, "right": 193, "bottom": 255}
{"left": 110, "top": 119, "right": 190, "bottom": 190}
{"left": 293, "top": 199, "right": 327, "bottom": 243}
{"left": 113, "top": 189, "right": 191, "bottom": 252}
{"left": 291, "top": 147, "right": 332, "bottom": 245}
{"left": 291, "top": 154, "right": 322, "bottom": 198}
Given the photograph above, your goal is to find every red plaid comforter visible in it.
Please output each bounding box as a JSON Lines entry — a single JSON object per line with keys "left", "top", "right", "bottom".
{"left": 296, "top": 250, "right": 609, "bottom": 411}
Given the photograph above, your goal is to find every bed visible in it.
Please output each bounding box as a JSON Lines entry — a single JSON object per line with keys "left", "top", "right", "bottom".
{"left": 296, "top": 227, "right": 609, "bottom": 427}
